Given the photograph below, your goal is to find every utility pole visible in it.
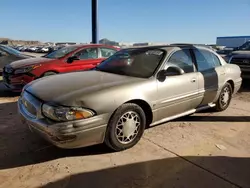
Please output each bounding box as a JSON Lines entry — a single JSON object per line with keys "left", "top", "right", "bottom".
{"left": 91, "top": 0, "right": 98, "bottom": 44}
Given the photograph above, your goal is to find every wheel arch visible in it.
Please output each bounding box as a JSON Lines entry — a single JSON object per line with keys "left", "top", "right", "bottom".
{"left": 226, "top": 79, "right": 235, "bottom": 93}
{"left": 124, "top": 99, "right": 153, "bottom": 127}
{"left": 40, "top": 70, "right": 59, "bottom": 78}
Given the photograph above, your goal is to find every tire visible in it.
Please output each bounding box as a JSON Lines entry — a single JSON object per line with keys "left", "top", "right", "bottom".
{"left": 214, "top": 82, "right": 233, "bottom": 112}
{"left": 43, "top": 71, "right": 57, "bottom": 77}
{"left": 104, "top": 103, "right": 146, "bottom": 151}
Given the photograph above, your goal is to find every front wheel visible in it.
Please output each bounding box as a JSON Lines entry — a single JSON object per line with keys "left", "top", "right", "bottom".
{"left": 104, "top": 103, "right": 146, "bottom": 151}
{"left": 214, "top": 83, "right": 232, "bottom": 112}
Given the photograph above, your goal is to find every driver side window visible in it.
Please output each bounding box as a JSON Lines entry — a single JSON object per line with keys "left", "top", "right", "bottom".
{"left": 167, "top": 49, "right": 194, "bottom": 73}
{"left": 75, "top": 48, "right": 98, "bottom": 60}
{"left": 100, "top": 48, "right": 117, "bottom": 58}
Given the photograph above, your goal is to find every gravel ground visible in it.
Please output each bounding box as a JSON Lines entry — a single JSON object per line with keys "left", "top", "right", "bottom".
{"left": 0, "top": 80, "right": 249, "bottom": 188}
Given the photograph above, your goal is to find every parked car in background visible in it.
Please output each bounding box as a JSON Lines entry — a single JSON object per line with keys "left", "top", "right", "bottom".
{"left": 223, "top": 41, "right": 250, "bottom": 62}
{"left": 3, "top": 44, "right": 119, "bottom": 91}
{"left": 18, "top": 44, "right": 242, "bottom": 151}
{"left": 39, "top": 46, "right": 50, "bottom": 53}
{"left": 29, "top": 46, "right": 39, "bottom": 52}
{"left": 16, "top": 46, "right": 24, "bottom": 51}
{"left": 216, "top": 48, "right": 234, "bottom": 58}
{"left": 20, "top": 46, "right": 28, "bottom": 52}
{"left": 0, "top": 45, "right": 34, "bottom": 75}
{"left": 229, "top": 54, "right": 250, "bottom": 79}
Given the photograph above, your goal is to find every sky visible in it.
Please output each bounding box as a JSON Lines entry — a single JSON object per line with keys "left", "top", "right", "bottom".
{"left": 1, "top": 0, "right": 250, "bottom": 44}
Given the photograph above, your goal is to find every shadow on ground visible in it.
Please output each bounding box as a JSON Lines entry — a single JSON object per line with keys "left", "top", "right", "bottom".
{"left": 0, "top": 101, "right": 113, "bottom": 170}
{"left": 176, "top": 115, "right": 250, "bottom": 122}
{"left": 1, "top": 97, "right": 250, "bottom": 171}
{"left": 41, "top": 156, "right": 250, "bottom": 188}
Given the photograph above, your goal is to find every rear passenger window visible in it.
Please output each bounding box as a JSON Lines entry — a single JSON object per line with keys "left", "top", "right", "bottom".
{"left": 100, "top": 48, "right": 117, "bottom": 58}
{"left": 167, "top": 49, "right": 194, "bottom": 73}
{"left": 193, "top": 49, "right": 221, "bottom": 71}
{"left": 212, "top": 53, "right": 221, "bottom": 67}
{"left": 75, "top": 48, "right": 98, "bottom": 59}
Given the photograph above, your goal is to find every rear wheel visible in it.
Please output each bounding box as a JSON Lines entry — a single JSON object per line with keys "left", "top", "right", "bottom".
{"left": 104, "top": 103, "right": 146, "bottom": 151}
{"left": 214, "top": 83, "right": 232, "bottom": 112}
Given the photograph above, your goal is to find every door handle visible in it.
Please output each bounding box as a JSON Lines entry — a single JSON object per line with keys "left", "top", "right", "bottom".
{"left": 191, "top": 78, "right": 196, "bottom": 83}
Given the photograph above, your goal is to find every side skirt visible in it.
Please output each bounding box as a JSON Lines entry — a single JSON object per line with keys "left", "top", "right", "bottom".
{"left": 150, "top": 103, "right": 215, "bottom": 127}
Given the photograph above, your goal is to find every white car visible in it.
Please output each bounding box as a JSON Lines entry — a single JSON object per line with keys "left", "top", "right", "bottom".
{"left": 41, "top": 47, "right": 49, "bottom": 52}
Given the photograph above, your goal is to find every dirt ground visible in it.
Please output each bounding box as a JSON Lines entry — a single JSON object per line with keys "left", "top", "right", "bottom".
{"left": 0, "top": 80, "right": 250, "bottom": 188}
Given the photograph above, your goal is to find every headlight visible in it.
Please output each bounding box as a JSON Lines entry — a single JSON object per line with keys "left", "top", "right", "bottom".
{"left": 14, "top": 64, "right": 41, "bottom": 74}
{"left": 42, "top": 104, "right": 95, "bottom": 122}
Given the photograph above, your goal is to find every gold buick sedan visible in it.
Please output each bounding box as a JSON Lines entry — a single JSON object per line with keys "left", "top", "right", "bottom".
{"left": 18, "top": 44, "right": 242, "bottom": 151}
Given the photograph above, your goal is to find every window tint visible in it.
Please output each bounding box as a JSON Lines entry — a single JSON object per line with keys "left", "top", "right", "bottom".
{"left": 75, "top": 48, "right": 98, "bottom": 59}
{"left": 168, "top": 49, "right": 194, "bottom": 73}
{"left": 193, "top": 49, "right": 221, "bottom": 71}
{"left": 100, "top": 48, "right": 117, "bottom": 58}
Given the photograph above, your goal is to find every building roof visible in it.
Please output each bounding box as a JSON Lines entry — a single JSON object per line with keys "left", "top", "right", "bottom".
{"left": 217, "top": 36, "right": 250, "bottom": 39}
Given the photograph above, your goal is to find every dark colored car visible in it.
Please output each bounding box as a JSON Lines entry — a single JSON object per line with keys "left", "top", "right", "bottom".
{"left": 229, "top": 54, "right": 250, "bottom": 79}
{"left": 3, "top": 44, "right": 120, "bottom": 91}
{"left": 223, "top": 41, "right": 250, "bottom": 62}
{"left": 216, "top": 49, "right": 233, "bottom": 58}
{"left": 0, "top": 45, "right": 33, "bottom": 75}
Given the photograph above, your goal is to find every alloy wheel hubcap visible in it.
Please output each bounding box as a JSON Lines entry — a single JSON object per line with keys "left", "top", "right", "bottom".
{"left": 221, "top": 86, "right": 230, "bottom": 107}
{"left": 115, "top": 111, "right": 141, "bottom": 144}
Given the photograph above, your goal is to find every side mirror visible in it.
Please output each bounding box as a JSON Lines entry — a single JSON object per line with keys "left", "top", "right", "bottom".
{"left": 67, "top": 56, "right": 79, "bottom": 63}
{"left": 157, "top": 66, "right": 184, "bottom": 82}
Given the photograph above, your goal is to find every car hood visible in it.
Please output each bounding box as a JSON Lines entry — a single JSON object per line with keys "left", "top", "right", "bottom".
{"left": 231, "top": 53, "right": 250, "bottom": 59}
{"left": 10, "top": 57, "right": 53, "bottom": 68}
{"left": 231, "top": 51, "right": 250, "bottom": 56}
{"left": 25, "top": 70, "right": 144, "bottom": 104}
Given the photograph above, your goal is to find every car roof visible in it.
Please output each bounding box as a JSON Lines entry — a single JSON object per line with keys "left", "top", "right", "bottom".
{"left": 123, "top": 44, "right": 214, "bottom": 52}
{"left": 63, "top": 44, "right": 119, "bottom": 49}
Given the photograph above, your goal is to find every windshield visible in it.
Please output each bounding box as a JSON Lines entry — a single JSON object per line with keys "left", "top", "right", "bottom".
{"left": 1, "top": 45, "right": 21, "bottom": 56}
{"left": 96, "top": 48, "right": 165, "bottom": 78}
{"left": 238, "top": 41, "right": 250, "bottom": 50}
{"left": 44, "top": 46, "right": 78, "bottom": 59}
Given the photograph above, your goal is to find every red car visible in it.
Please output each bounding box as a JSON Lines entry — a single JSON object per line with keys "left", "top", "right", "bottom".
{"left": 3, "top": 44, "right": 119, "bottom": 92}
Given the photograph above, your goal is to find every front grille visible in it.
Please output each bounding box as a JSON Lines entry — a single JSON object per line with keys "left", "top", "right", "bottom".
{"left": 3, "top": 66, "right": 14, "bottom": 84}
{"left": 230, "top": 57, "right": 250, "bottom": 66}
{"left": 21, "top": 93, "right": 37, "bottom": 118}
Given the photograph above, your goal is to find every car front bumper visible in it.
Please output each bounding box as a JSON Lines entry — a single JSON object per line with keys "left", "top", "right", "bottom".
{"left": 18, "top": 92, "right": 110, "bottom": 149}
{"left": 241, "top": 67, "right": 250, "bottom": 79}
{"left": 3, "top": 73, "right": 35, "bottom": 92}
